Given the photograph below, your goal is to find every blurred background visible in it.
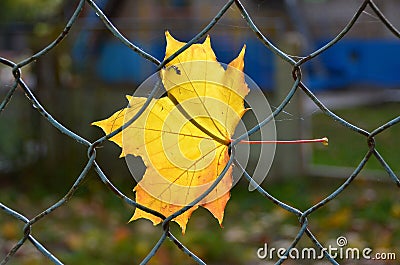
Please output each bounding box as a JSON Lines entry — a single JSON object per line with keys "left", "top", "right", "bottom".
{"left": 0, "top": 0, "right": 399, "bottom": 264}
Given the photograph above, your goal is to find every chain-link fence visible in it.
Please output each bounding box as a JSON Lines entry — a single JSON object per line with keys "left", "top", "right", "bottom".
{"left": 1, "top": 0, "right": 399, "bottom": 264}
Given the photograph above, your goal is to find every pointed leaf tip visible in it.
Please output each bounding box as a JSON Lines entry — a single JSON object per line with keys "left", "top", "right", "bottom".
{"left": 164, "top": 30, "right": 186, "bottom": 63}
{"left": 203, "top": 35, "right": 211, "bottom": 46}
{"left": 229, "top": 45, "right": 246, "bottom": 71}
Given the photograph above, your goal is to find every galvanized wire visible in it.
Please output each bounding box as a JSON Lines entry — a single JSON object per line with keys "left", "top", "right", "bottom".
{"left": 0, "top": 0, "right": 399, "bottom": 264}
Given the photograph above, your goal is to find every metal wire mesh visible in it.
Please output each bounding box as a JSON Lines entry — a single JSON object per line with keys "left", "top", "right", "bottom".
{"left": 1, "top": 0, "right": 399, "bottom": 264}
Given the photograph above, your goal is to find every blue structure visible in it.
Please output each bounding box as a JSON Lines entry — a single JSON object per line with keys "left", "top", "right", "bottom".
{"left": 84, "top": 36, "right": 276, "bottom": 89}
{"left": 307, "top": 39, "right": 400, "bottom": 91}
{"left": 71, "top": 0, "right": 400, "bottom": 91}
{"left": 74, "top": 34, "right": 400, "bottom": 91}
{"left": 95, "top": 40, "right": 161, "bottom": 84}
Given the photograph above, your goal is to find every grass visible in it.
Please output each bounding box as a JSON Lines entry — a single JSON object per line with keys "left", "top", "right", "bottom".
{"left": 311, "top": 102, "right": 400, "bottom": 174}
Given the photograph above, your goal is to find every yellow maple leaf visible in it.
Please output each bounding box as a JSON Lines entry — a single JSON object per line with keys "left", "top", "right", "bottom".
{"left": 92, "top": 31, "right": 249, "bottom": 233}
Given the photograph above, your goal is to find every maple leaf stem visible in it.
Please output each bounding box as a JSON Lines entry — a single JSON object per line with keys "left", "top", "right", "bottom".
{"left": 235, "top": 137, "right": 328, "bottom": 146}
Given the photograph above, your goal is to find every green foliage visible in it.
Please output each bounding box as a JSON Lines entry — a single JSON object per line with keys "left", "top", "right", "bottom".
{"left": 0, "top": 0, "right": 62, "bottom": 22}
